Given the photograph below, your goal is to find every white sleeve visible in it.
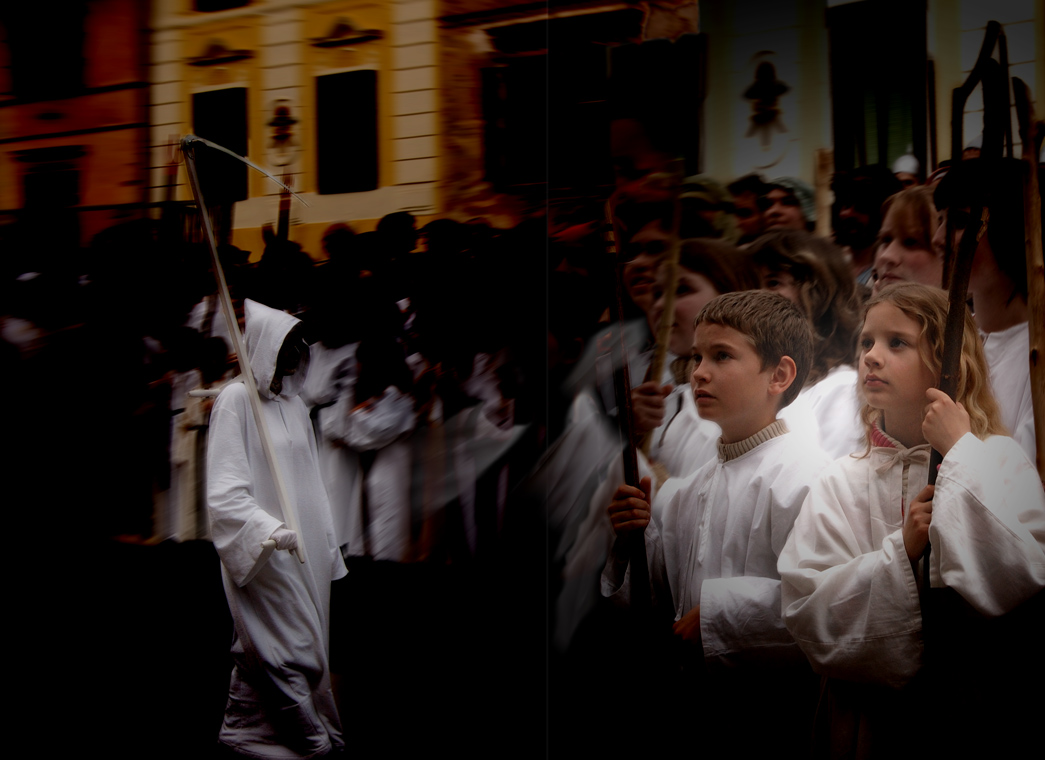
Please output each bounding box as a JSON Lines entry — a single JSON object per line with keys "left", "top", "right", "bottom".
{"left": 206, "top": 385, "right": 284, "bottom": 587}
{"left": 930, "top": 433, "right": 1045, "bottom": 616}
{"left": 700, "top": 461, "right": 819, "bottom": 666}
{"left": 1009, "top": 391, "right": 1037, "bottom": 470}
{"left": 341, "top": 387, "right": 417, "bottom": 450}
{"left": 778, "top": 467, "right": 923, "bottom": 687}
{"left": 700, "top": 576, "right": 801, "bottom": 665}
{"left": 702, "top": 478, "right": 815, "bottom": 664}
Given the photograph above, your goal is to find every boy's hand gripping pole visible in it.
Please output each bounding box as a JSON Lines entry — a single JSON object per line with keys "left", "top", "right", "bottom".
{"left": 181, "top": 135, "right": 306, "bottom": 565}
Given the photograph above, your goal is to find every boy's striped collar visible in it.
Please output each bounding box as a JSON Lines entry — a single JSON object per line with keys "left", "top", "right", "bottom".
{"left": 718, "top": 418, "right": 789, "bottom": 462}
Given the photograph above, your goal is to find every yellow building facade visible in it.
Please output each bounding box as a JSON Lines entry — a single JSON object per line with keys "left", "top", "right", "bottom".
{"left": 150, "top": 0, "right": 443, "bottom": 259}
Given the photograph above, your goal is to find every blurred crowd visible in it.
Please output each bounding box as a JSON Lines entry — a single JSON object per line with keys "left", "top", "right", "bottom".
{"left": 0, "top": 145, "right": 1036, "bottom": 569}
{"left": 1, "top": 207, "right": 547, "bottom": 566}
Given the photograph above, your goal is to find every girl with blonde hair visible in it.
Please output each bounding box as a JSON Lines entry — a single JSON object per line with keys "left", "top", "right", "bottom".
{"left": 778, "top": 282, "right": 1045, "bottom": 758}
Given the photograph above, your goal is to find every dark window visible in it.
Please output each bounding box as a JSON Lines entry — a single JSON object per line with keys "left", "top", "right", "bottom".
{"left": 16, "top": 145, "right": 85, "bottom": 208}
{"left": 24, "top": 164, "right": 80, "bottom": 208}
{"left": 192, "top": 88, "right": 249, "bottom": 204}
{"left": 481, "top": 59, "right": 547, "bottom": 190}
{"left": 194, "top": 0, "right": 250, "bottom": 11}
{"left": 315, "top": 70, "right": 379, "bottom": 194}
{"left": 480, "top": 9, "right": 659, "bottom": 195}
{"left": 2, "top": 4, "right": 87, "bottom": 101}
{"left": 608, "top": 34, "right": 706, "bottom": 177}
{"left": 827, "top": 0, "right": 928, "bottom": 174}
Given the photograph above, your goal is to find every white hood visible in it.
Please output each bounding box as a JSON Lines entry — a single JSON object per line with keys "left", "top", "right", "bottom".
{"left": 243, "top": 299, "right": 310, "bottom": 400}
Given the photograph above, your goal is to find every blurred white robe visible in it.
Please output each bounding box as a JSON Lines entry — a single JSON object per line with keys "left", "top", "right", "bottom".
{"left": 302, "top": 341, "right": 365, "bottom": 557}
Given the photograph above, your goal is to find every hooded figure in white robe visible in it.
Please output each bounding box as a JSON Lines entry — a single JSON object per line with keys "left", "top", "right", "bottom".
{"left": 208, "top": 299, "right": 348, "bottom": 759}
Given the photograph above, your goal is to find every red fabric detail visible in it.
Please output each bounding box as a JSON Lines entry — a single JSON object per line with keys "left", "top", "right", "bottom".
{"left": 869, "top": 421, "right": 896, "bottom": 450}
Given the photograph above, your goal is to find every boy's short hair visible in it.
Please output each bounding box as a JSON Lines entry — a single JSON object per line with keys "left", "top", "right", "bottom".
{"left": 695, "top": 290, "right": 813, "bottom": 408}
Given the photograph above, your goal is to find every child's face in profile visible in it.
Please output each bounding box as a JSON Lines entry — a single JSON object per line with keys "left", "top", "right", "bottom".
{"left": 858, "top": 303, "right": 936, "bottom": 420}
{"left": 689, "top": 322, "right": 778, "bottom": 443}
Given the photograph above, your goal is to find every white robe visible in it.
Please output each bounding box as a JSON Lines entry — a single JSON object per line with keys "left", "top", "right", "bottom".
{"left": 335, "top": 386, "right": 415, "bottom": 561}
{"left": 778, "top": 432, "right": 1045, "bottom": 689}
{"left": 187, "top": 294, "right": 233, "bottom": 354}
{"left": 301, "top": 342, "right": 365, "bottom": 557}
{"left": 981, "top": 322, "right": 1037, "bottom": 466}
{"left": 779, "top": 364, "right": 864, "bottom": 460}
{"left": 603, "top": 426, "right": 832, "bottom": 665}
{"left": 208, "top": 299, "right": 347, "bottom": 759}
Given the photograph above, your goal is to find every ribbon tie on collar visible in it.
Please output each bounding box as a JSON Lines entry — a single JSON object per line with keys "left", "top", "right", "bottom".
{"left": 873, "top": 445, "right": 930, "bottom": 475}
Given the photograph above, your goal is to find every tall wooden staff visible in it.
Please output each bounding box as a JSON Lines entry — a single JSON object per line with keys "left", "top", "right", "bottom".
{"left": 639, "top": 160, "right": 685, "bottom": 458}
{"left": 604, "top": 196, "right": 651, "bottom": 612}
{"left": 181, "top": 135, "right": 309, "bottom": 567}
{"left": 1012, "top": 77, "right": 1045, "bottom": 480}
{"left": 924, "top": 27, "right": 1009, "bottom": 603}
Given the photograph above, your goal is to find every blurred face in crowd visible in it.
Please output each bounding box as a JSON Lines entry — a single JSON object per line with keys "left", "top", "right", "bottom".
{"left": 624, "top": 225, "right": 670, "bottom": 315}
{"left": 873, "top": 204, "right": 942, "bottom": 295}
{"left": 758, "top": 267, "right": 800, "bottom": 304}
{"left": 732, "top": 191, "right": 765, "bottom": 241}
{"left": 835, "top": 201, "right": 875, "bottom": 250}
{"left": 760, "top": 189, "right": 806, "bottom": 231}
{"left": 650, "top": 265, "right": 721, "bottom": 357}
{"left": 894, "top": 172, "right": 918, "bottom": 188}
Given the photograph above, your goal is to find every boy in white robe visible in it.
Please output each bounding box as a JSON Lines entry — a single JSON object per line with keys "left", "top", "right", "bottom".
{"left": 208, "top": 299, "right": 348, "bottom": 758}
{"left": 603, "top": 291, "right": 832, "bottom": 755}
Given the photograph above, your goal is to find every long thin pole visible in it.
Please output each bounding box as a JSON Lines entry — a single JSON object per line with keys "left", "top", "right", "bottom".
{"left": 181, "top": 137, "right": 307, "bottom": 566}
{"left": 605, "top": 197, "right": 651, "bottom": 612}
{"left": 925, "top": 33, "right": 1008, "bottom": 603}
{"left": 640, "top": 161, "right": 685, "bottom": 458}
{"left": 1013, "top": 77, "right": 1045, "bottom": 480}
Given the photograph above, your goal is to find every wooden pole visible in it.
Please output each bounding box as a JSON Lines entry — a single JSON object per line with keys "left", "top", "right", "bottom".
{"left": 924, "top": 32, "right": 1009, "bottom": 601}
{"left": 1012, "top": 77, "right": 1045, "bottom": 480}
{"left": 182, "top": 137, "right": 307, "bottom": 566}
{"left": 640, "top": 160, "right": 685, "bottom": 458}
{"left": 814, "top": 148, "right": 834, "bottom": 240}
{"left": 605, "top": 197, "right": 651, "bottom": 612}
